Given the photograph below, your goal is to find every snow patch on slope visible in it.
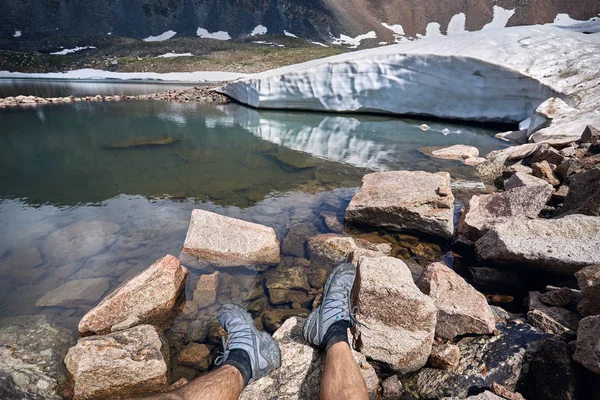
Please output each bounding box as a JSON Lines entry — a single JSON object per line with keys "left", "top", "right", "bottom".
{"left": 447, "top": 13, "right": 467, "bottom": 35}
{"left": 331, "top": 31, "right": 377, "bottom": 48}
{"left": 50, "top": 46, "right": 96, "bottom": 55}
{"left": 143, "top": 30, "right": 177, "bottom": 42}
{"left": 381, "top": 23, "right": 408, "bottom": 42}
{"left": 13, "top": 30, "right": 22, "bottom": 38}
{"left": 156, "top": 52, "right": 194, "bottom": 58}
{"left": 196, "top": 28, "right": 231, "bottom": 40}
{"left": 250, "top": 25, "right": 268, "bottom": 36}
{"left": 284, "top": 30, "right": 298, "bottom": 38}
{"left": 482, "top": 6, "right": 515, "bottom": 31}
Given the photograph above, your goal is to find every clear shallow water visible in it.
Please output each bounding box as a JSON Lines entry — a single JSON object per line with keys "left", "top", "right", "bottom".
{"left": 0, "top": 78, "right": 199, "bottom": 97}
{"left": 0, "top": 97, "right": 508, "bottom": 381}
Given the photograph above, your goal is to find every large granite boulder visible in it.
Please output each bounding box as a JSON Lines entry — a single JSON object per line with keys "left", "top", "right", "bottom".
{"left": 182, "top": 209, "right": 280, "bottom": 269}
{"left": 573, "top": 316, "right": 600, "bottom": 375}
{"left": 78, "top": 254, "right": 188, "bottom": 335}
{"left": 402, "top": 323, "right": 548, "bottom": 399}
{"left": 417, "top": 262, "right": 496, "bottom": 339}
{"left": 240, "top": 317, "right": 378, "bottom": 400}
{"left": 344, "top": 171, "right": 454, "bottom": 239}
{"left": 560, "top": 167, "right": 600, "bottom": 216}
{"left": 65, "top": 325, "right": 169, "bottom": 400}
{"left": 0, "top": 315, "right": 75, "bottom": 400}
{"left": 575, "top": 265, "right": 600, "bottom": 316}
{"left": 36, "top": 278, "right": 110, "bottom": 308}
{"left": 353, "top": 256, "right": 437, "bottom": 374}
{"left": 41, "top": 221, "right": 120, "bottom": 264}
{"left": 476, "top": 215, "right": 600, "bottom": 274}
{"left": 457, "top": 185, "right": 552, "bottom": 243}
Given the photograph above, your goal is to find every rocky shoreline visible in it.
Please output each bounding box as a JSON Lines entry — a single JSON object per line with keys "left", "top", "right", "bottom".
{"left": 0, "top": 86, "right": 229, "bottom": 108}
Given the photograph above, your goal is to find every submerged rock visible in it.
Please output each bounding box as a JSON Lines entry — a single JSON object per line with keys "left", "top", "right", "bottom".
{"left": 182, "top": 209, "right": 280, "bottom": 269}
{"left": 65, "top": 325, "right": 169, "bottom": 400}
{"left": 78, "top": 254, "right": 188, "bottom": 335}
{"left": 36, "top": 277, "right": 110, "bottom": 307}
{"left": 417, "top": 262, "right": 496, "bottom": 339}
{"left": 176, "top": 343, "right": 213, "bottom": 371}
{"left": 265, "top": 263, "right": 311, "bottom": 306}
{"left": 0, "top": 315, "right": 75, "bottom": 400}
{"left": 240, "top": 317, "right": 378, "bottom": 400}
{"left": 41, "top": 221, "right": 120, "bottom": 264}
{"left": 475, "top": 215, "right": 600, "bottom": 274}
{"left": 193, "top": 272, "right": 220, "bottom": 310}
{"left": 281, "top": 224, "right": 315, "bottom": 257}
{"left": 402, "top": 323, "right": 548, "bottom": 399}
{"left": 345, "top": 171, "right": 454, "bottom": 239}
{"left": 354, "top": 256, "right": 437, "bottom": 374}
{"left": 457, "top": 184, "right": 552, "bottom": 243}
{"left": 106, "top": 136, "right": 176, "bottom": 149}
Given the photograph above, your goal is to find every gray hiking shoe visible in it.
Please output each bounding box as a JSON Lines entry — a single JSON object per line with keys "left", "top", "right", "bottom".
{"left": 216, "top": 304, "right": 281, "bottom": 384}
{"left": 303, "top": 262, "right": 358, "bottom": 347}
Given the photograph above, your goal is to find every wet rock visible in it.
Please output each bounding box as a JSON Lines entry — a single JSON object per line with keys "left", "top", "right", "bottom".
{"left": 540, "top": 287, "right": 578, "bottom": 307}
{"left": 560, "top": 167, "right": 600, "bottom": 216}
{"left": 0, "top": 315, "right": 75, "bottom": 400}
{"left": 182, "top": 209, "right": 280, "bottom": 268}
{"left": 321, "top": 211, "right": 344, "bottom": 233}
{"left": 268, "top": 148, "right": 318, "bottom": 170}
{"left": 281, "top": 224, "right": 315, "bottom": 257}
{"left": 528, "top": 336, "right": 576, "bottom": 400}
{"left": 78, "top": 254, "right": 188, "bottom": 335}
{"left": 575, "top": 265, "right": 600, "bottom": 316}
{"left": 429, "top": 144, "right": 479, "bottom": 161}
{"left": 344, "top": 171, "right": 454, "bottom": 239}
{"left": 573, "top": 315, "right": 600, "bottom": 375}
{"left": 504, "top": 171, "right": 552, "bottom": 190}
{"left": 265, "top": 264, "right": 311, "bottom": 306}
{"left": 532, "top": 161, "right": 560, "bottom": 186}
{"left": 402, "top": 323, "right": 548, "bottom": 399}
{"left": 382, "top": 375, "right": 402, "bottom": 399}
{"left": 476, "top": 215, "right": 600, "bottom": 274}
{"left": 193, "top": 272, "right": 220, "bottom": 309}
{"left": 106, "top": 136, "right": 176, "bottom": 149}
{"left": 457, "top": 185, "right": 552, "bottom": 243}
{"left": 65, "top": 325, "right": 169, "bottom": 400}
{"left": 176, "top": 343, "right": 213, "bottom": 371}
{"left": 526, "top": 292, "right": 580, "bottom": 335}
{"left": 0, "top": 247, "right": 46, "bottom": 284}
{"left": 429, "top": 343, "right": 460, "bottom": 370}
{"left": 41, "top": 221, "right": 120, "bottom": 264}
{"left": 354, "top": 256, "right": 437, "bottom": 374}
{"left": 36, "top": 278, "right": 109, "bottom": 307}
{"left": 262, "top": 308, "right": 309, "bottom": 332}
{"left": 240, "top": 317, "right": 378, "bottom": 400}
{"left": 417, "top": 262, "right": 495, "bottom": 339}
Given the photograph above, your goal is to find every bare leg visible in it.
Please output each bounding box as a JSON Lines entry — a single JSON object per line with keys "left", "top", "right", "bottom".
{"left": 136, "top": 365, "right": 244, "bottom": 400}
{"left": 320, "top": 342, "right": 368, "bottom": 400}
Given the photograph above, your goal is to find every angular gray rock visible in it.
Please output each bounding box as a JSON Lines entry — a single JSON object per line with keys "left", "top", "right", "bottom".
{"left": 457, "top": 184, "right": 552, "bottom": 243}
{"left": 239, "top": 317, "right": 378, "bottom": 400}
{"left": 382, "top": 375, "right": 403, "bottom": 400}
{"left": 575, "top": 265, "right": 600, "bottom": 316}
{"left": 182, "top": 209, "right": 280, "bottom": 268}
{"left": 344, "top": 171, "right": 454, "bottom": 239}
{"left": 417, "top": 262, "right": 496, "bottom": 339}
{"left": 402, "top": 323, "right": 548, "bottom": 399}
{"left": 354, "top": 256, "right": 437, "bottom": 373}
{"left": 65, "top": 325, "right": 169, "bottom": 400}
{"left": 41, "top": 220, "right": 120, "bottom": 264}
{"left": 476, "top": 215, "right": 600, "bottom": 274}
{"left": 540, "top": 287, "right": 578, "bottom": 307}
{"left": 573, "top": 316, "right": 600, "bottom": 375}
{"left": 560, "top": 167, "right": 600, "bottom": 216}
{"left": 503, "top": 172, "right": 552, "bottom": 190}
{"left": 526, "top": 292, "right": 580, "bottom": 335}
{"left": 78, "top": 254, "right": 188, "bottom": 335}
{"left": 0, "top": 315, "right": 75, "bottom": 400}
{"left": 36, "top": 278, "right": 110, "bottom": 307}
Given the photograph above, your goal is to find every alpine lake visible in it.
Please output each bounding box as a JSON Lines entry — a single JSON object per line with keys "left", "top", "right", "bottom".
{"left": 0, "top": 79, "right": 509, "bottom": 382}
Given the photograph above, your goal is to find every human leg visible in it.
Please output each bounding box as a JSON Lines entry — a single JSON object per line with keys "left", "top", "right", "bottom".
{"left": 320, "top": 342, "right": 368, "bottom": 400}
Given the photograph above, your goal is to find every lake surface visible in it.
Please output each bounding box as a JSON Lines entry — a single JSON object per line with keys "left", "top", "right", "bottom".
{"left": 0, "top": 94, "right": 507, "bottom": 381}
{"left": 0, "top": 78, "right": 199, "bottom": 97}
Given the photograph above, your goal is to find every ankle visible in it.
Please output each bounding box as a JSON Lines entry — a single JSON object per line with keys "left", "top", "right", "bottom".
{"left": 322, "top": 320, "right": 350, "bottom": 352}
{"left": 223, "top": 349, "right": 252, "bottom": 387}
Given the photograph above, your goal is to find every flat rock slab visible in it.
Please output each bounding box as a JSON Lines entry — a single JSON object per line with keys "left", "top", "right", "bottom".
{"left": 354, "top": 256, "right": 436, "bottom": 373}
{"left": 345, "top": 171, "right": 454, "bottom": 239}
{"left": 78, "top": 254, "right": 188, "bottom": 335}
{"left": 0, "top": 315, "right": 75, "bottom": 400}
{"left": 417, "top": 262, "right": 496, "bottom": 339}
{"left": 41, "top": 221, "right": 120, "bottom": 264}
{"left": 36, "top": 278, "right": 109, "bottom": 307}
{"left": 182, "top": 209, "right": 280, "bottom": 268}
{"left": 402, "top": 323, "right": 548, "bottom": 399}
{"left": 240, "top": 317, "right": 378, "bottom": 400}
{"left": 475, "top": 215, "right": 600, "bottom": 274}
{"left": 65, "top": 325, "right": 169, "bottom": 400}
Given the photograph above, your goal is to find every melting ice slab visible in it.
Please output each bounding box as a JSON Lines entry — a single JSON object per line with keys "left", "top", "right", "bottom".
{"left": 218, "top": 25, "right": 600, "bottom": 140}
